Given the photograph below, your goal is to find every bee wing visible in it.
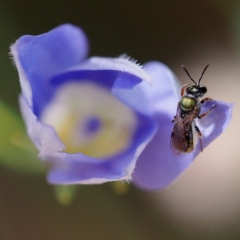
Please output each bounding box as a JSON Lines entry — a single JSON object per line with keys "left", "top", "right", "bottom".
{"left": 171, "top": 105, "right": 199, "bottom": 155}
{"left": 171, "top": 115, "right": 188, "bottom": 155}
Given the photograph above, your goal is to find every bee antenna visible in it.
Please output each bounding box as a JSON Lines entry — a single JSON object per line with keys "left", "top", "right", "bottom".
{"left": 198, "top": 64, "right": 210, "bottom": 85}
{"left": 181, "top": 65, "right": 197, "bottom": 85}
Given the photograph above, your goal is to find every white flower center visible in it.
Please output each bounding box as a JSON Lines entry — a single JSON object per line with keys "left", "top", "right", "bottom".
{"left": 40, "top": 82, "right": 137, "bottom": 158}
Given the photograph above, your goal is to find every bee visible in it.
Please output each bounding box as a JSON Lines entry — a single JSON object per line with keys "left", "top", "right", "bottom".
{"left": 171, "top": 65, "right": 216, "bottom": 155}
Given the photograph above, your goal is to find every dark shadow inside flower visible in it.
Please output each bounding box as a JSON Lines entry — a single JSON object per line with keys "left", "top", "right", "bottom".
{"left": 31, "top": 70, "right": 142, "bottom": 118}
{"left": 84, "top": 116, "right": 102, "bottom": 134}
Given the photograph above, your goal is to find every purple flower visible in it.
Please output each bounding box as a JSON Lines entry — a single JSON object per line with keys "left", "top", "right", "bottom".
{"left": 10, "top": 24, "right": 232, "bottom": 189}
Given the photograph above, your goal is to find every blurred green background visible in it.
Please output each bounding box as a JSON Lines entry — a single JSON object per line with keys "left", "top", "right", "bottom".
{"left": 0, "top": 0, "right": 240, "bottom": 239}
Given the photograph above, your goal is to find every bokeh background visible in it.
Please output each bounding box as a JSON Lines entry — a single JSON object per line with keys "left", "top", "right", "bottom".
{"left": 0, "top": 0, "right": 240, "bottom": 239}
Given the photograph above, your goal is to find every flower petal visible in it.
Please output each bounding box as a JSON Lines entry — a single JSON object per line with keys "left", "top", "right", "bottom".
{"left": 18, "top": 56, "right": 151, "bottom": 117}
{"left": 46, "top": 146, "right": 143, "bottom": 185}
{"left": 19, "top": 69, "right": 156, "bottom": 184}
{"left": 13, "top": 25, "right": 231, "bottom": 189}
{"left": 113, "top": 61, "right": 181, "bottom": 117}
{"left": 20, "top": 81, "right": 156, "bottom": 184}
{"left": 19, "top": 95, "right": 65, "bottom": 155}
{"left": 50, "top": 57, "right": 151, "bottom": 93}
{"left": 132, "top": 62, "right": 233, "bottom": 190}
{"left": 66, "top": 56, "right": 151, "bottom": 84}
{"left": 10, "top": 24, "right": 88, "bottom": 107}
{"left": 45, "top": 109, "right": 156, "bottom": 184}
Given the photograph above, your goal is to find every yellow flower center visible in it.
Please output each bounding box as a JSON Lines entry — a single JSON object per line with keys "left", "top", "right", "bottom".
{"left": 40, "top": 82, "right": 137, "bottom": 158}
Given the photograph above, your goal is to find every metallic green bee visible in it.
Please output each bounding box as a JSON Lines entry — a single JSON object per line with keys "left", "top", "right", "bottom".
{"left": 171, "top": 65, "right": 216, "bottom": 154}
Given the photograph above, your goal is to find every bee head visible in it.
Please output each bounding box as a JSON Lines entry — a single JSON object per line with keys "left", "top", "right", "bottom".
{"left": 186, "top": 85, "right": 207, "bottom": 98}
{"left": 181, "top": 64, "right": 210, "bottom": 98}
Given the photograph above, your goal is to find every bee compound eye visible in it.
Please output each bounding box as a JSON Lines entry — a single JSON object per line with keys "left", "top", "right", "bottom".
{"left": 200, "top": 86, "right": 207, "bottom": 93}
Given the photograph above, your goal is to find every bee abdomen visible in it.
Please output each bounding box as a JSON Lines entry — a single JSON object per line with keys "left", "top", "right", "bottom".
{"left": 184, "top": 122, "right": 197, "bottom": 153}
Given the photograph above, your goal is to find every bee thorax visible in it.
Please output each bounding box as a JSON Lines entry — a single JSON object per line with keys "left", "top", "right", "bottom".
{"left": 180, "top": 96, "right": 197, "bottom": 112}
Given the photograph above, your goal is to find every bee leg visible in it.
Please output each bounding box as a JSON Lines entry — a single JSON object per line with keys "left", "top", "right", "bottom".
{"left": 195, "top": 125, "right": 203, "bottom": 151}
{"left": 172, "top": 116, "right": 176, "bottom": 123}
{"left": 198, "top": 105, "right": 216, "bottom": 119}
{"left": 181, "top": 83, "right": 191, "bottom": 96}
{"left": 200, "top": 97, "right": 213, "bottom": 104}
